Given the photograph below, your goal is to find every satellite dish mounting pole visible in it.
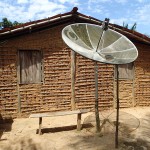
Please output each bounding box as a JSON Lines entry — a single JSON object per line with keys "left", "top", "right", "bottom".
{"left": 94, "top": 61, "right": 100, "bottom": 132}
{"left": 115, "top": 64, "right": 119, "bottom": 148}
{"left": 96, "top": 18, "right": 110, "bottom": 53}
{"left": 94, "top": 18, "right": 110, "bottom": 132}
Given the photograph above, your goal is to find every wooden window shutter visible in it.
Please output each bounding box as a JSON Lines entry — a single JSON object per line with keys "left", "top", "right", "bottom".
{"left": 115, "top": 63, "right": 134, "bottom": 80}
{"left": 19, "top": 50, "right": 42, "bottom": 84}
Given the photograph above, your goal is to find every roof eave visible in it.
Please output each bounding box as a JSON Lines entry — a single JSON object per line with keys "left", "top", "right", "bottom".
{"left": 0, "top": 7, "right": 150, "bottom": 45}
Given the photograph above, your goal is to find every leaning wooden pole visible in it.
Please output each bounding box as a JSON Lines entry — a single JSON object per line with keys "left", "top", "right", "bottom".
{"left": 71, "top": 50, "right": 76, "bottom": 110}
{"left": 115, "top": 64, "right": 119, "bottom": 148}
{"left": 94, "top": 61, "right": 100, "bottom": 132}
{"left": 94, "top": 18, "right": 110, "bottom": 133}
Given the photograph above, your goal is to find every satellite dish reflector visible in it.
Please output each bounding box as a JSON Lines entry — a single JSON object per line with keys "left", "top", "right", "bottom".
{"left": 62, "top": 23, "right": 138, "bottom": 64}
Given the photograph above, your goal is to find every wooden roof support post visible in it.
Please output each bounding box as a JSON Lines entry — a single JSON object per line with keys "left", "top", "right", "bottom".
{"left": 71, "top": 50, "right": 76, "bottom": 110}
{"left": 17, "top": 84, "right": 21, "bottom": 114}
{"left": 17, "top": 50, "right": 21, "bottom": 115}
{"left": 132, "top": 64, "right": 136, "bottom": 107}
{"left": 115, "top": 64, "right": 119, "bottom": 148}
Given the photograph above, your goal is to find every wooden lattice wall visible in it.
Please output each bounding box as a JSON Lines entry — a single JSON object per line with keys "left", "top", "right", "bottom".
{"left": 0, "top": 47, "right": 18, "bottom": 119}
{"left": 114, "top": 80, "right": 134, "bottom": 108}
{"left": 134, "top": 43, "right": 150, "bottom": 106}
{"left": 0, "top": 23, "right": 150, "bottom": 120}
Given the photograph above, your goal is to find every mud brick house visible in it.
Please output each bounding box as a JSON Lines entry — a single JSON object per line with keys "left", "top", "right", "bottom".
{"left": 0, "top": 8, "right": 150, "bottom": 120}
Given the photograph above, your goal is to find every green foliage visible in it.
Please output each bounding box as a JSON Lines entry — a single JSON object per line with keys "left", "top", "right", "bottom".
{"left": 123, "top": 22, "right": 128, "bottom": 29}
{"left": 145, "top": 34, "right": 150, "bottom": 38}
{"left": 130, "top": 23, "right": 137, "bottom": 31}
{"left": 0, "top": 18, "right": 22, "bottom": 29}
{"left": 13, "top": 21, "right": 21, "bottom": 26}
{"left": 123, "top": 22, "right": 137, "bottom": 31}
{"left": 123, "top": 22, "right": 150, "bottom": 38}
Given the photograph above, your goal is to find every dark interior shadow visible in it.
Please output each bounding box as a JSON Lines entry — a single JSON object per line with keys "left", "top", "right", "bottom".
{"left": 0, "top": 114, "right": 13, "bottom": 141}
{"left": 37, "top": 123, "right": 93, "bottom": 134}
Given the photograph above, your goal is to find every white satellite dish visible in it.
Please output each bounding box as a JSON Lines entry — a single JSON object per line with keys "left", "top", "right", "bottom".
{"left": 62, "top": 21, "right": 138, "bottom": 148}
{"left": 62, "top": 23, "right": 138, "bottom": 64}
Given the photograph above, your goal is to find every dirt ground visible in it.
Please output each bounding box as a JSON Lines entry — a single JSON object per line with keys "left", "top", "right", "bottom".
{"left": 0, "top": 107, "right": 150, "bottom": 150}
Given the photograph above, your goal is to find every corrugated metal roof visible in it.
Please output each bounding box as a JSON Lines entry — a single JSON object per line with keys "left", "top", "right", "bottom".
{"left": 0, "top": 7, "right": 150, "bottom": 45}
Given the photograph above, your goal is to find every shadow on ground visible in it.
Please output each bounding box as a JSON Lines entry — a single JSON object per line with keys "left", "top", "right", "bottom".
{"left": 121, "top": 112, "right": 150, "bottom": 149}
{"left": 65, "top": 111, "right": 150, "bottom": 150}
{"left": 38, "top": 123, "right": 93, "bottom": 134}
{"left": 1, "top": 111, "right": 150, "bottom": 150}
{"left": 0, "top": 114, "right": 13, "bottom": 141}
{"left": 132, "top": 112, "right": 150, "bottom": 149}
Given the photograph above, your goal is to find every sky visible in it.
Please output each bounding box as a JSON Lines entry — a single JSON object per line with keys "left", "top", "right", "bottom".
{"left": 0, "top": 0, "right": 150, "bottom": 35}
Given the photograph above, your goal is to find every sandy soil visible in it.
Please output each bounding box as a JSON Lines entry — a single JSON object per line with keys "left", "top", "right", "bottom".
{"left": 0, "top": 107, "right": 150, "bottom": 150}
